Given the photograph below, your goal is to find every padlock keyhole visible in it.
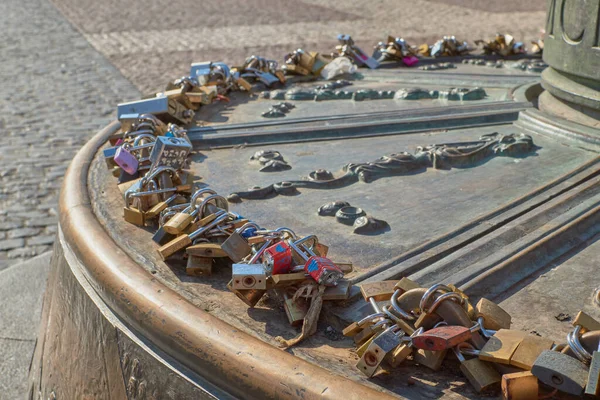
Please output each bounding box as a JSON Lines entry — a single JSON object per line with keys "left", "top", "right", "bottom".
{"left": 551, "top": 375, "right": 564, "bottom": 385}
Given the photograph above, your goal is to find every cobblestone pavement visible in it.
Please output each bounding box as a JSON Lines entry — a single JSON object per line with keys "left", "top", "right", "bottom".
{"left": 0, "top": 0, "right": 139, "bottom": 271}
{"left": 52, "top": 0, "right": 547, "bottom": 94}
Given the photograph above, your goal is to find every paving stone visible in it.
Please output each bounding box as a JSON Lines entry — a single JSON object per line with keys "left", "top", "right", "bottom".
{"left": 8, "top": 227, "right": 41, "bottom": 239}
{"left": 26, "top": 235, "right": 55, "bottom": 246}
{"left": 0, "top": 239, "right": 25, "bottom": 252}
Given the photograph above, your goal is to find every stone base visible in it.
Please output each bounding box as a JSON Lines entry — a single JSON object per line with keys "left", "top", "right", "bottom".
{"left": 538, "top": 90, "right": 600, "bottom": 129}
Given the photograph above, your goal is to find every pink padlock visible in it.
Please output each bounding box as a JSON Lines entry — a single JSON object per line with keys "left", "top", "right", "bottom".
{"left": 114, "top": 146, "right": 139, "bottom": 175}
{"left": 402, "top": 55, "right": 419, "bottom": 67}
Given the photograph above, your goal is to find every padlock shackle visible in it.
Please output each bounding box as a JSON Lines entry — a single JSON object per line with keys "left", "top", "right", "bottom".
{"left": 419, "top": 284, "right": 453, "bottom": 313}
{"left": 391, "top": 289, "right": 416, "bottom": 321}
{"left": 189, "top": 188, "right": 217, "bottom": 207}
{"left": 567, "top": 325, "right": 592, "bottom": 364}
{"left": 196, "top": 194, "right": 229, "bottom": 218}
{"left": 188, "top": 211, "right": 229, "bottom": 240}
{"left": 248, "top": 238, "right": 273, "bottom": 265}
{"left": 287, "top": 239, "right": 309, "bottom": 262}
{"left": 235, "top": 222, "right": 260, "bottom": 233}
{"left": 125, "top": 187, "right": 177, "bottom": 206}
{"left": 141, "top": 166, "right": 178, "bottom": 186}
{"left": 132, "top": 133, "right": 157, "bottom": 146}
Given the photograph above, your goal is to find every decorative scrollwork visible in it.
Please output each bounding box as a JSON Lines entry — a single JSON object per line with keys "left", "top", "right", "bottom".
{"left": 229, "top": 133, "right": 535, "bottom": 201}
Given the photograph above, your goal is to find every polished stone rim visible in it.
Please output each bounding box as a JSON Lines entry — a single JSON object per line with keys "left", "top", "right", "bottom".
{"left": 58, "top": 121, "right": 393, "bottom": 399}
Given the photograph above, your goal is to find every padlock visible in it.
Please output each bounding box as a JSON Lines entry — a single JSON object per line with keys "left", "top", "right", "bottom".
{"left": 263, "top": 241, "right": 293, "bottom": 275}
{"left": 343, "top": 312, "right": 386, "bottom": 337}
{"left": 284, "top": 64, "right": 310, "bottom": 76}
{"left": 454, "top": 347, "right": 502, "bottom": 392}
{"left": 447, "top": 284, "right": 476, "bottom": 320}
{"left": 185, "top": 243, "right": 228, "bottom": 258}
{"left": 479, "top": 329, "right": 527, "bottom": 365}
{"left": 309, "top": 52, "right": 328, "bottom": 74}
{"left": 146, "top": 193, "right": 179, "bottom": 219}
{"left": 356, "top": 326, "right": 403, "bottom": 377}
{"left": 394, "top": 277, "right": 421, "bottom": 294}
{"left": 163, "top": 208, "right": 198, "bottom": 234}
{"left": 103, "top": 145, "right": 120, "bottom": 169}
{"left": 288, "top": 240, "right": 342, "bottom": 286}
{"left": 322, "top": 279, "right": 351, "bottom": 301}
{"left": 283, "top": 290, "right": 308, "bottom": 327}
{"left": 253, "top": 71, "right": 280, "bottom": 87}
{"left": 114, "top": 146, "right": 139, "bottom": 175}
{"left": 412, "top": 325, "right": 472, "bottom": 351}
{"left": 585, "top": 340, "right": 600, "bottom": 396}
{"left": 227, "top": 279, "right": 265, "bottom": 308}
{"left": 360, "top": 281, "right": 398, "bottom": 302}
{"left": 123, "top": 205, "right": 145, "bottom": 226}
{"left": 118, "top": 96, "right": 193, "bottom": 125}
{"left": 476, "top": 298, "right": 511, "bottom": 331}
{"left": 271, "top": 272, "right": 308, "bottom": 288}
{"left": 186, "top": 255, "right": 213, "bottom": 277}
{"left": 158, "top": 212, "right": 230, "bottom": 259}
{"left": 501, "top": 371, "right": 538, "bottom": 400}
{"left": 337, "top": 34, "right": 379, "bottom": 69}
{"left": 354, "top": 321, "right": 388, "bottom": 347}
{"left": 414, "top": 312, "right": 443, "bottom": 330}
{"left": 149, "top": 136, "right": 192, "bottom": 171}
{"left": 232, "top": 263, "right": 267, "bottom": 290}
{"left": 414, "top": 348, "right": 448, "bottom": 371}
{"left": 531, "top": 350, "right": 588, "bottom": 396}
{"left": 221, "top": 230, "right": 252, "bottom": 262}
{"left": 509, "top": 335, "right": 554, "bottom": 370}
{"left": 572, "top": 311, "right": 600, "bottom": 331}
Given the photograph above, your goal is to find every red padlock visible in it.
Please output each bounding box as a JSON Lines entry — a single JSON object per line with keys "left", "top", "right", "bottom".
{"left": 263, "top": 241, "right": 293, "bottom": 275}
{"left": 304, "top": 256, "right": 343, "bottom": 286}
{"left": 412, "top": 325, "right": 472, "bottom": 351}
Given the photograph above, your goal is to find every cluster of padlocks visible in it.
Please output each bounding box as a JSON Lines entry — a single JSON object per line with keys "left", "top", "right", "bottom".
{"left": 346, "top": 279, "right": 600, "bottom": 397}
{"left": 97, "top": 29, "right": 598, "bottom": 398}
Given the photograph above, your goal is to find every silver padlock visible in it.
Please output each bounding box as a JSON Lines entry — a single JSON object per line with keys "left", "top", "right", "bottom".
{"left": 118, "top": 96, "right": 194, "bottom": 125}
{"left": 231, "top": 264, "right": 267, "bottom": 290}
{"left": 149, "top": 136, "right": 192, "bottom": 171}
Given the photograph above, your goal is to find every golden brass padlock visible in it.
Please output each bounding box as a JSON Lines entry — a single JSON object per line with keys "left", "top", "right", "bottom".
{"left": 510, "top": 335, "right": 554, "bottom": 370}
{"left": 186, "top": 242, "right": 228, "bottom": 258}
{"left": 502, "top": 371, "right": 538, "bottom": 400}
{"left": 227, "top": 279, "right": 265, "bottom": 308}
{"left": 271, "top": 272, "right": 308, "bottom": 288}
{"left": 479, "top": 329, "right": 527, "bottom": 365}
{"left": 454, "top": 347, "right": 501, "bottom": 392}
{"left": 393, "top": 277, "right": 420, "bottom": 294}
{"left": 414, "top": 348, "right": 447, "bottom": 371}
{"left": 163, "top": 211, "right": 195, "bottom": 234}
{"left": 186, "top": 255, "right": 213, "bottom": 276}
{"left": 476, "top": 298, "right": 511, "bottom": 331}
{"left": 283, "top": 291, "right": 308, "bottom": 327}
{"left": 360, "top": 281, "right": 398, "bottom": 302}
{"left": 414, "top": 312, "right": 442, "bottom": 330}
{"left": 123, "top": 206, "right": 145, "bottom": 226}
{"left": 572, "top": 311, "right": 600, "bottom": 331}
{"left": 322, "top": 279, "right": 351, "bottom": 301}
{"left": 386, "top": 343, "right": 412, "bottom": 368}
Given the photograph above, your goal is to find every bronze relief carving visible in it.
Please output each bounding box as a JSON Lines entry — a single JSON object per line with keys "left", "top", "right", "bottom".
{"left": 228, "top": 132, "right": 535, "bottom": 202}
